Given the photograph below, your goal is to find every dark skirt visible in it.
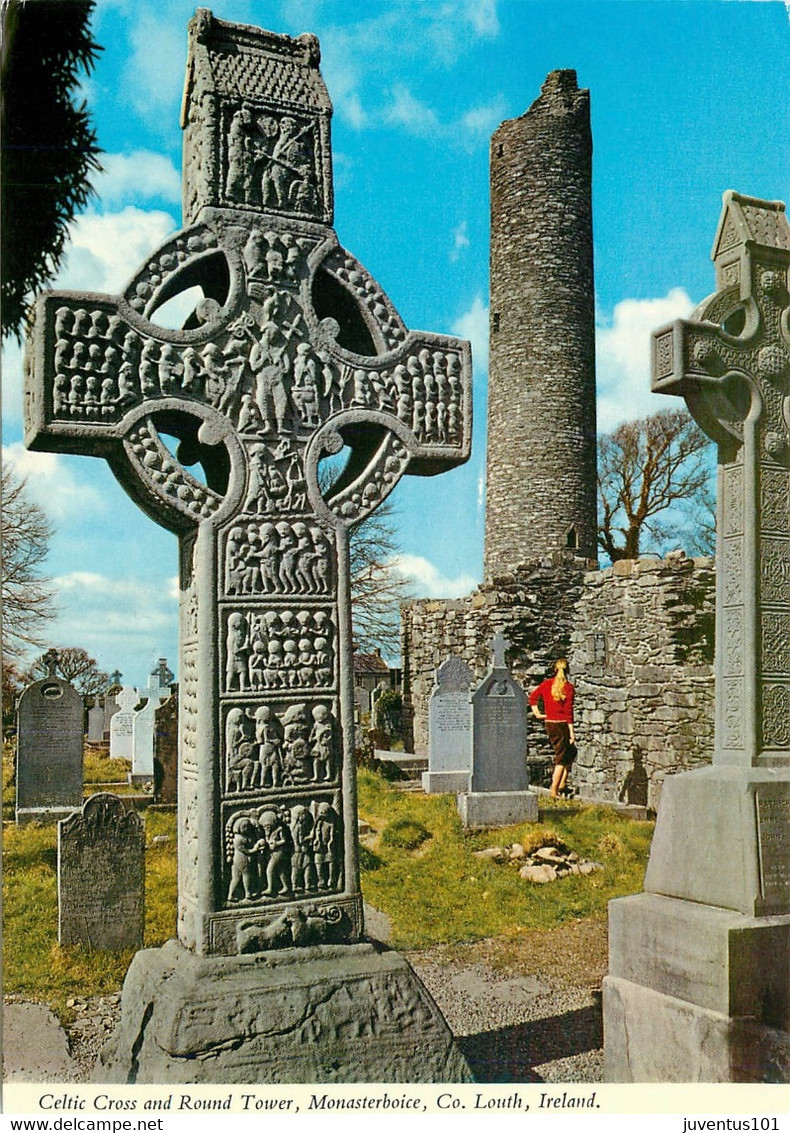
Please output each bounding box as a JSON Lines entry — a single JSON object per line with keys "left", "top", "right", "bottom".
{"left": 545, "top": 721, "right": 575, "bottom": 766}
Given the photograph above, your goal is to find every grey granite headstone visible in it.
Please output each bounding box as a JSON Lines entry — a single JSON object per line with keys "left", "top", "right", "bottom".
{"left": 422, "top": 655, "right": 473, "bottom": 793}
{"left": 103, "top": 683, "right": 121, "bottom": 741}
{"left": 26, "top": 11, "right": 472, "bottom": 1083}
{"left": 154, "top": 687, "right": 178, "bottom": 805}
{"left": 604, "top": 191, "right": 790, "bottom": 1082}
{"left": 109, "top": 686, "right": 138, "bottom": 763}
{"left": 58, "top": 793, "right": 144, "bottom": 950}
{"left": 16, "top": 649, "right": 83, "bottom": 823}
{"left": 86, "top": 700, "right": 105, "bottom": 743}
{"left": 457, "top": 634, "right": 537, "bottom": 827}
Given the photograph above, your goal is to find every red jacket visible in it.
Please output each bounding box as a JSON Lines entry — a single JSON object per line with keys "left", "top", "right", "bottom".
{"left": 529, "top": 678, "right": 574, "bottom": 723}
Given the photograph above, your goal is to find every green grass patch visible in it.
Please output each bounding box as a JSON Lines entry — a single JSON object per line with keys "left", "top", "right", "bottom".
{"left": 357, "top": 769, "right": 654, "bottom": 950}
{"left": 83, "top": 749, "right": 132, "bottom": 784}
{"left": 3, "top": 808, "right": 177, "bottom": 1021}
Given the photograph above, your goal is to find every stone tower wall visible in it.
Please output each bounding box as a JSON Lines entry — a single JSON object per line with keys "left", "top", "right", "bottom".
{"left": 401, "top": 554, "right": 715, "bottom": 809}
{"left": 485, "top": 69, "right": 598, "bottom": 579}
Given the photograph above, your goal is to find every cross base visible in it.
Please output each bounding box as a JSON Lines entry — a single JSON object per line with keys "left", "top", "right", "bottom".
{"left": 604, "top": 896, "right": 790, "bottom": 1081}
{"left": 457, "top": 790, "right": 539, "bottom": 829}
{"left": 94, "top": 938, "right": 473, "bottom": 1084}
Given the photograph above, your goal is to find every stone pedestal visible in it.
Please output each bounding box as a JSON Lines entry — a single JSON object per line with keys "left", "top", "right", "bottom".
{"left": 422, "top": 770, "right": 469, "bottom": 794}
{"left": 604, "top": 767, "right": 790, "bottom": 1082}
{"left": 457, "top": 789, "right": 538, "bottom": 829}
{"left": 95, "top": 938, "right": 472, "bottom": 1084}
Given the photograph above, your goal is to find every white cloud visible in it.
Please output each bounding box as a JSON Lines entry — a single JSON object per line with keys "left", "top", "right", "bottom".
{"left": 450, "top": 220, "right": 470, "bottom": 262}
{"left": 123, "top": 11, "right": 188, "bottom": 122}
{"left": 384, "top": 84, "right": 441, "bottom": 137}
{"left": 2, "top": 443, "right": 105, "bottom": 519}
{"left": 596, "top": 288, "right": 695, "bottom": 431}
{"left": 390, "top": 553, "right": 478, "bottom": 598}
{"left": 461, "top": 96, "right": 507, "bottom": 139}
{"left": 91, "top": 151, "right": 181, "bottom": 207}
{"left": 48, "top": 569, "right": 178, "bottom": 676}
{"left": 452, "top": 295, "right": 489, "bottom": 375}
{"left": 56, "top": 207, "right": 178, "bottom": 295}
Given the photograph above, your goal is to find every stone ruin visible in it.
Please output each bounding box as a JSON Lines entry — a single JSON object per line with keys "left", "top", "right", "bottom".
{"left": 25, "top": 9, "right": 471, "bottom": 1083}
{"left": 400, "top": 68, "right": 717, "bottom": 812}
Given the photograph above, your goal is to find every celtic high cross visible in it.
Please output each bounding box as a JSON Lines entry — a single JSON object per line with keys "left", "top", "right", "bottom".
{"left": 25, "top": 11, "right": 472, "bottom": 956}
{"left": 653, "top": 191, "right": 789, "bottom": 776}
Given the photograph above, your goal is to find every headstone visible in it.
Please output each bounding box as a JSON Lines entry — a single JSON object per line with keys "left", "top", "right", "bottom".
{"left": 58, "top": 793, "right": 144, "bottom": 950}
{"left": 604, "top": 192, "right": 790, "bottom": 1083}
{"left": 422, "top": 655, "right": 473, "bottom": 793}
{"left": 154, "top": 688, "right": 178, "bottom": 805}
{"left": 130, "top": 660, "right": 173, "bottom": 784}
{"left": 86, "top": 699, "right": 105, "bottom": 743}
{"left": 26, "top": 11, "right": 472, "bottom": 1084}
{"left": 109, "top": 687, "right": 139, "bottom": 763}
{"left": 15, "top": 649, "right": 83, "bottom": 823}
{"left": 457, "top": 633, "right": 538, "bottom": 828}
{"left": 103, "top": 678, "right": 122, "bottom": 741}
{"left": 354, "top": 684, "right": 371, "bottom": 716}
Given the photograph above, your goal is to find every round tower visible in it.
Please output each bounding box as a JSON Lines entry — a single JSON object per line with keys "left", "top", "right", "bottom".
{"left": 484, "top": 69, "right": 598, "bottom": 580}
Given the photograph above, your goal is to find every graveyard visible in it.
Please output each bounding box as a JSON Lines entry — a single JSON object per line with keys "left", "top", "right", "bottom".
{"left": 2, "top": 3, "right": 788, "bottom": 1093}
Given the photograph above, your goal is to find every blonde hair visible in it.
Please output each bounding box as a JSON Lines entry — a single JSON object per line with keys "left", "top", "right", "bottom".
{"left": 551, "top": 658, "right": 569, "bottom": 702}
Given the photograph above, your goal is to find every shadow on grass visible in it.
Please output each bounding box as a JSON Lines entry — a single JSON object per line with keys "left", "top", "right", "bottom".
{"left": 458, "top": 1000, "right": 602, "bottom": 1082}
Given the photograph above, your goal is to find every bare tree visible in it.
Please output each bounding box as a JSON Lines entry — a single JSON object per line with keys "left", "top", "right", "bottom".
{"left": 348, "top": 499, "right": 411, "bottom": 655}
{"left": 598, "top": 408, "right": 715, "bottom": 562}
{"left": 318, "top": 458, "right": 410, "bottom": 656}
{"left": 1, "top": 466, "right": 56, "bottom": 659}
{"left": 28, "top": 645, "right": 108, "bottom": 698}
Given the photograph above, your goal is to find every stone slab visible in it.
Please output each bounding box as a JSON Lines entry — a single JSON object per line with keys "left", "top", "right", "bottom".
{"left": 2, "top": 1003, "right": 76, "bottom": 1082}
{"left": 58, "top": 794, "right": 145, "bottom": 950}
{"left": 428, "top": 656, "right": 473, "bottom": 776}
{"left": 608, "top": 892, "right": 790, "bottom": 1028}
{"left": 644, "top": 766, "right": 790, "bottom": 916}
{"left": 603, "top": 975, "right": 790, "bottom": 1083}
{"left": 457, "top": 790, "right": 538, "bottom": 829}
{"left": 94, "top": 938, "right": 472, "bottom": 1084}
{"left": 16, "top": 667, "right": 83, "bottom": 820}
{"left": 422, "top": 770, "right": 469, "bottom": 794}
{"left": 470, "top": 663, "right": 529, "bottom": 794}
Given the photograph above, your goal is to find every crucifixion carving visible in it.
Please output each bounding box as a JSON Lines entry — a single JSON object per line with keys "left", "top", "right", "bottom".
{"left": 25, "top": 10, "right": 472, "bottom": 956}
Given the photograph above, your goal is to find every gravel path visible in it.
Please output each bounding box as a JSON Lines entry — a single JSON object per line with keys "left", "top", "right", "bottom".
{"left": 4, "top": 924, "right": 605, "bottom": 1085}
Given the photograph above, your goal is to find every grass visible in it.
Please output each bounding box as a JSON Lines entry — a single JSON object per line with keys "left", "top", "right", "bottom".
{"left": 2, "top": 766, "right": 653, "bottom": 1021}
{"left": 356, "top": 768, "right": 654, "bottom": 950}
{"left": 2, "top": 809, "right": 176, "bottom": 1023}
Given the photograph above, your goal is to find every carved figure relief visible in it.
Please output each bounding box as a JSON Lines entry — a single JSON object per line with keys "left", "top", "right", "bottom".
{"left": 242, "top": 439, "right": 308, "bottom": 514}
{"left": 224, "top": 700, "right": 338, "bottom": 792}
{"left": 223, "top": 607, "right": 335, "bottom": 694}
{"left": 223, "top": 105, "right": 320, "bottom": 216}
{"left": 224, "top": 518, "right": 333, "bottom": 596}
{"left": 224, "top": 796, "right": 342, "bottom": 905}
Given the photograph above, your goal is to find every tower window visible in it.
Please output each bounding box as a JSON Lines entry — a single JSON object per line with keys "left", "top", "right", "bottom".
{"left": 566, "top": 524, "right": 578, "bottom": 550}
{"left": 497, "top": 143, "right": 504, "bottom": 157}
{"left": 492, "top": 312, "right": 500, "bottom": 332}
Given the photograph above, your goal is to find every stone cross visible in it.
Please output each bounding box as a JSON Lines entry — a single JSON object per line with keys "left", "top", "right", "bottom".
{"left": 652, "top": 191, "right": 789, "bottom": 769}
{"left": 25, "top": 11, "right": 471, "bottom": 958}
{"left": 491, "top": 631, "right": 511, "bottom": 670}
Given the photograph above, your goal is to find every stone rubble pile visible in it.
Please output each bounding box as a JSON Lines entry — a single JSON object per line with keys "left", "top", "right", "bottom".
{"left": 473, "top": 839, "right": 603, "bottom": 884}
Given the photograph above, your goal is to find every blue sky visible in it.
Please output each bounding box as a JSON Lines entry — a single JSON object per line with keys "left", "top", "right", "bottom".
{"left": 3, "top": 0, "right": 790, "bottom": 682}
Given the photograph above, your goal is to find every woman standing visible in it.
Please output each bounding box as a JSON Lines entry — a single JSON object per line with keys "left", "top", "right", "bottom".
{"left": 529, "top": 659, "right": 576, "bottom": 798}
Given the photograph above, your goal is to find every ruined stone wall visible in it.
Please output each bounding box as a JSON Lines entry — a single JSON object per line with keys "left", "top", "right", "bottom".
{"left": 401, "top": 554, "right": 716, "bottom": 808}
{"left": 401, "top": 555, "right": 589, "bottom": 764}
{"left": 485, "top": 70, "right": 598, "bottom": 578}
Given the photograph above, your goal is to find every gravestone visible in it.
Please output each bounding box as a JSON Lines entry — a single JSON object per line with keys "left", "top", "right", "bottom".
{"left": 458, "top": 634, "right": 538, "bottom": 827}
{"left": 422, "top": 655, "right": 473, "bottom": 793}
{"left": 604, "top": 192, "right": 790, "bottom": 1082}
{"left": 58, "top": 793, "right": 145, "bottom": 950}
{"left": 109, "top": 686, "right": 139, "bottom": 763}
{"left": 154, "top": 687, "right": 178, "bottom": 805}
{"left": 86, "top": 699, "right": 105, "bottom": 743}
{"left": 16, "top": 650, "right": 83, "bottom": 823}
{"left": 103, "top": 676, "right": 123, "bottom": 741}
{"left": 25, "top": 10, "right": 472, "bottom": 1083}
{"left": 130, "top": 659, "right": 173, "bottom": 784}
